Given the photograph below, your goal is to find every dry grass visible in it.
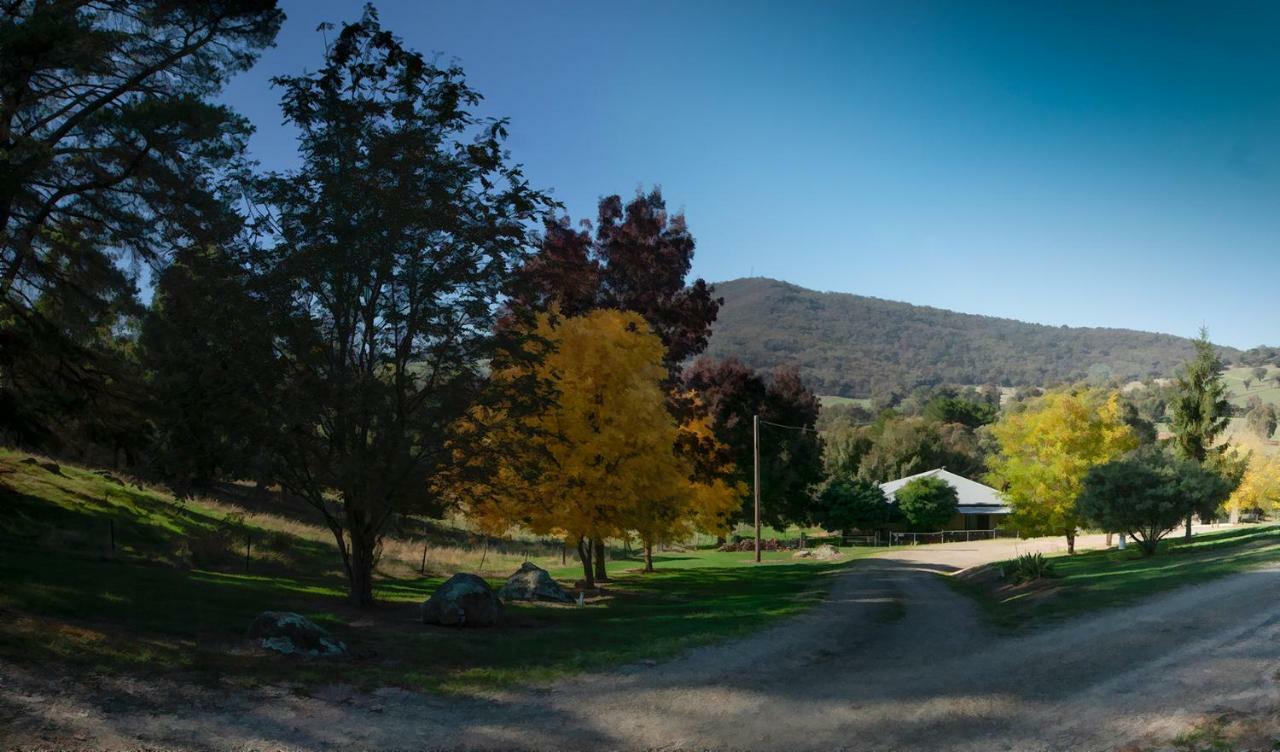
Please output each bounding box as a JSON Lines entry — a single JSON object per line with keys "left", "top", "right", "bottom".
{"left": 176, "top": 493, "right": 571, "bottom": 580}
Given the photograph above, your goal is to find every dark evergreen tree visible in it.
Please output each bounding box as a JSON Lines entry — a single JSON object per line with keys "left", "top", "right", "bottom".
{"left": 1168, "top": 328, "right": 1232, "bottom": 538}
{"left": 0, "top": 0, "right": 282, "bottom": 442}
{"left": 141, "top": 245, "right": 277, "bottom": 493}
{"left": 812, "top": 478, "right": 888, "bottom": 534}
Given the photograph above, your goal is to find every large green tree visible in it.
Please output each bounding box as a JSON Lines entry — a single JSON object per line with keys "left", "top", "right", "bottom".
{"left": 855, "top": 416, "right": 987, "bottom": 483}
{"left": 1078, "top": 446, "right": 1233, "bottom": 556}
{"left": 0, "top": 0, "right": 282, "bottom": 443}
{"left": 1168, "top": 329, "right": 1232, "bottom": 537}
{"left": 894, "top": 476, "right": 958, "bottom": 531}
{"left": 141, "top": 245, "right": 277, "bottom": 493}
{"left": 256, "top": 9, "right": 552, "bottom": 606}
{"left": 812, "top": 478, "right": 888, "bottom": 534}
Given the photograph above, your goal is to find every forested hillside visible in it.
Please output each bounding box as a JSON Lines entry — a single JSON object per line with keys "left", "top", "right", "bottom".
{"left": 705, "top": 278, "right": 1240, "bottom": 398}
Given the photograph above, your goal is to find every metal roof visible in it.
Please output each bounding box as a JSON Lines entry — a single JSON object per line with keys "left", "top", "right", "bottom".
{"left": 879, "top": 468, "right": 1012, "bottom": 515}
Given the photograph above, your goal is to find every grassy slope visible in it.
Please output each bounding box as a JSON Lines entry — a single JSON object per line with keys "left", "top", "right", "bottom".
{"left": 951, "top": 525, "right": 1280, "bottom": 630}
{"left": 1222, "top": 365, "right": 1280, "bottom": 410}
{"left": 0, "top": 449, "right": 865, "bottom": 694}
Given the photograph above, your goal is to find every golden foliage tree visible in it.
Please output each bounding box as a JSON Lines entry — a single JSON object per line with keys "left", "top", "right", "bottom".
{"left": 453, "top": 309, "right": 737, "bottom": 584}
{"left": 987, "top": 388, "right": 1137, "bottom": 553}
{"left": 1226, "top": 454, "right": 1280, "bottom": 522}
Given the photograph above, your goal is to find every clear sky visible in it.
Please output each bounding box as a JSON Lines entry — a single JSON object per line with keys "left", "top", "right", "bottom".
{"left": 221, "top": 1, "right": 1280, "bottom": 348}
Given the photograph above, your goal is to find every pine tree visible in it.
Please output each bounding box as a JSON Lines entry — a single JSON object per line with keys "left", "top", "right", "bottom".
{"left": 1168, "top": 329, "right": 1231, "bottom": 538}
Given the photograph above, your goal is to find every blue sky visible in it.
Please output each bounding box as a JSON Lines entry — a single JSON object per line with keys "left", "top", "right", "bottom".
{"left": 222, "top": 1, "right": 1280, "bottom": 348}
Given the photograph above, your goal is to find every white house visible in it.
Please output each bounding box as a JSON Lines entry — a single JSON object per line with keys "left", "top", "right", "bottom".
{"left": 879, "top": 468, "right": 1011, "bottom": 531}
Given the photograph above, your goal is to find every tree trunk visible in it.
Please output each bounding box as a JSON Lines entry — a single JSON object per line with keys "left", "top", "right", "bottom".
{"left": 577, "top": 538, "right": 594, "bottom": 589}
{"left": 1105, "top": 532, "right": 1113, "bottom": 547}
{"left": 643, "top": 543, "right": 654, "bottom": 573}
{"left": 593, "top": 538, "right": 609, "bottom": 582}
{"left": 1184, "top": 513, "right": 1193, "bottom": 539}
{"left": 1065, "top": 528, "right": 1076, "bottom": 555}
{"left": 347, "top": 530, "right": 377, "bottom": 607}
{"left": 1230, "top": 506, "right": 1240, "bottom": 524}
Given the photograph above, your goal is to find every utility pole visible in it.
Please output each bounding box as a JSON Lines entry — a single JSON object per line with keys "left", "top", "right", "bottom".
{"left": 754, "top": 414, "right": 762, "bottom": 563}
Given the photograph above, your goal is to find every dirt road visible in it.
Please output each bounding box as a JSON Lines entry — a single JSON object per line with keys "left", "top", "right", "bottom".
{"left": 6, "top": 531, "right": 1280, "bottom": 751}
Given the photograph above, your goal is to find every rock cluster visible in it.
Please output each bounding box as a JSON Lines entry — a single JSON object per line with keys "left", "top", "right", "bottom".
{"left": 248, "top": 611, "right": 346, "bottom": 656}
{"left": 794, "top": 544, "right": 842, "bottom": 560}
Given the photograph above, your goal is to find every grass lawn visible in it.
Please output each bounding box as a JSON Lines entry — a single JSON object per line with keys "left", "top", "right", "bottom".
{"left": 818, "top": 394, "right": 874, "bottom": 410}
{"left": 951, "top": 524, "right": 1280, "bottom": 630}
{"left": 0, "top": 449, "right": 868, "bottom": 695}
{"left": 1223, "top": 365, "right": 1280, "bottom": 410}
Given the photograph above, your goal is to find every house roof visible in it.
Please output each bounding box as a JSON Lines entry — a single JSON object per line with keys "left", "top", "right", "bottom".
{"left": 879, "top": 468, "right": 1011, "bottom": 515}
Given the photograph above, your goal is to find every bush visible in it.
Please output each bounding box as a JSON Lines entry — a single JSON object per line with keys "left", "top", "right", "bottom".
{"left": 1077, "top": 446, "right": 1235, "bottom": 556}
{"left": 894, "top": 476, "right": 958, "bottom": 531}
{"left": 1009, "top": 552, "right": 1054, "bottom": 582}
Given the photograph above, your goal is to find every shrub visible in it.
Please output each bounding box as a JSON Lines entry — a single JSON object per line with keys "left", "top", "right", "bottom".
{"left": 1077, "top": 446, "right": 1235, "bottom": 556}
{"left": 1009, "top": 552, "right": 1054, "bottom": 582}
{"left": 894, "top": 476, "right": 958, "bottom": 531}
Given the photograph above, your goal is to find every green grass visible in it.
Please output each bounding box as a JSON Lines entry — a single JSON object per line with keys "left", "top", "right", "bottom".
{"left": 1223, "top": 365, "right": 1280, "bottom": 410}
{"left": 0, "top": 449, "right": 867, "bottom": 694}
{"left": 950, "top": 524, "right": 1280, "bottom": 630}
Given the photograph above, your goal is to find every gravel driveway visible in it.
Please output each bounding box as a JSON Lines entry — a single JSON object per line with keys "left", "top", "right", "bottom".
{"left": 6, "top": 529, "right": 1280, "bottom": 751}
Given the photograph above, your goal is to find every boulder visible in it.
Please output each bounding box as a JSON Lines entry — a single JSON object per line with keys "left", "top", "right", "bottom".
{"left": 498, "top": 562, "right": 571, "bottom": 603}
{"left": 422, "top": 573, "right": 503, "bottom": 627}
{"left": 248, "top": 611, "right": 346, "bottom": 656}
{"left": 811, "top": 544, "right": 842, "bottom": 560}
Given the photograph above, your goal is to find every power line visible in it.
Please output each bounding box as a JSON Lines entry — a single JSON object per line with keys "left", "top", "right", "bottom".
{"left": 756, "top": 418, "right": 821, "bottom": 434}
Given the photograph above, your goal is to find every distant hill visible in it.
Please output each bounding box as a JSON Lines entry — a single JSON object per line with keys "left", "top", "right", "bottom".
{"left": 704, "top": 277, "right": 1240, "bottom": 398}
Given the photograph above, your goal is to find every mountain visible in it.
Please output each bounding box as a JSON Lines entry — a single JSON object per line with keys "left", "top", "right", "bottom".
{"left": 703, "top": 277, "right": 1239, "bottom": 398}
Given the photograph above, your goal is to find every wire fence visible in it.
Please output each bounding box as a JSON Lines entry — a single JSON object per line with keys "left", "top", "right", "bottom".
{"left": 887, "top": 528, "right": 1017, "bottom": 546}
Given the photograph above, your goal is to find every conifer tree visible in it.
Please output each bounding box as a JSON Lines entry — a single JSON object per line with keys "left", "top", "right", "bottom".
{"left": 1168, "top": 329, "right": 1232, "bottom": 537}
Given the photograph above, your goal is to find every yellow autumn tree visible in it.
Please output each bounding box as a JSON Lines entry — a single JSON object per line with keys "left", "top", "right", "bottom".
{"left": 624, "top": 408, "right": 742, "bottom": 571}
{"left": 987, "top": 387, "right": 1137, "bottom": 553}
{"left": 452, "top": 308, "right": 736, "bottom": 584}
{"left": 1226, "top": 453, "right": 1280, "bottom": 522}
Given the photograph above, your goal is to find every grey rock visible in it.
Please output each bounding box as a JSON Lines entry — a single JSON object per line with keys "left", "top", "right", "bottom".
{"left": 422, "top": 573, "right": 503, "bottom": 627}
{"left": 248, "top": 611, "right": 346, "bottom": 656}
{"left": 498, "top": 562, "right": 572, "bottom": 603}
